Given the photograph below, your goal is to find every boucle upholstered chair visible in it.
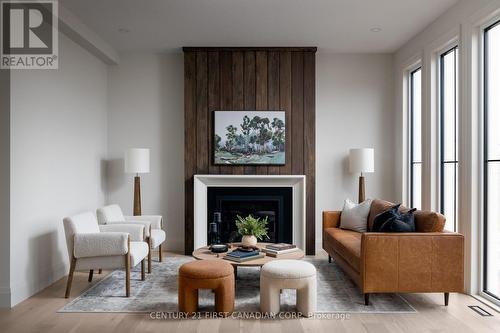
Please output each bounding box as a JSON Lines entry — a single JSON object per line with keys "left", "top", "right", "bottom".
{"left": 96, "top": 204, "right": 166, "bottom": 273}
{"left": 260, "top": 260, "right": 317, "bottom": 316}
{"left": 63, "top": 212, "right": 149, "bottom": 298}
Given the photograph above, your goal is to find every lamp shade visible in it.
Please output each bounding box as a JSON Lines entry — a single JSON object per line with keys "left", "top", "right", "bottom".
{"left": 349, "top": 148, "right": 374, "bottom": 174}
{"left": 125, "top": 148, "right": 150, "bottom": 174}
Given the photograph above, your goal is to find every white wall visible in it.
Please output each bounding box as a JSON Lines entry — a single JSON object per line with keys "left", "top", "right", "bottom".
{"left": 9, "top": 33, "right": 108, "bottom": 306}
{"left": 0, "top": 68, "right": 10, "bottom": 307}
{"left": 106, "top": 53, "right": 185, "bottom": 252}
{"left": 316, "top": 53, "right": 395, "bottom": 247}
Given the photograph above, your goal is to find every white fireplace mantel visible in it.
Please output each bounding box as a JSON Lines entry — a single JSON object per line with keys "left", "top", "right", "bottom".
{"left": 193, "top": 174, "right": 306, "bottom": 250}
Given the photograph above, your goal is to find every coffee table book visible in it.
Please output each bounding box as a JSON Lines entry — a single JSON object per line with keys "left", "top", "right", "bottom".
{"left": 223, "top": 253, "right": 265, "bottom": 262}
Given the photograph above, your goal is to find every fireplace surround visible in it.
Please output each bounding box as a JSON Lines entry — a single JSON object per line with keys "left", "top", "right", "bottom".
{"left": 193, "top": 175, "right": 306, "bottom": 250}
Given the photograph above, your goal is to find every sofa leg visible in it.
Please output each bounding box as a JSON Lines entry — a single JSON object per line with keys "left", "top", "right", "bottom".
{"left": 65, "top": 257, "right": 76, "bottom": 298}
{"left": 328, "top": 255, "right": 332, "bottom": 263}
{"left": 88, "top": 269, "right": 94, "bottom": 282}
{"left": 364, "top": 293, "right": 370, "bottom": 306}
{"left": 444, "top": 292, "right": 449, "bottom": 306}
{"left": 98, "top": 269, "right": 102, "bottom": 274}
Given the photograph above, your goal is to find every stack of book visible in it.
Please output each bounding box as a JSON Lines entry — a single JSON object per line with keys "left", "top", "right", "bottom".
{"left": 263, "top": 243, "right": 299, "bottom": 257}
{"left": 223, "top": 249, "right": 264, "bottom": 262}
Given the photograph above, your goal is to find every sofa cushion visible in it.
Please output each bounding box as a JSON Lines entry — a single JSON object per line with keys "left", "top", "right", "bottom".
{"left": 414, "top": 211, "right": 446, "bottom": 232}
{"left": 324, "top": 228, "right": 361, "bottom": 272}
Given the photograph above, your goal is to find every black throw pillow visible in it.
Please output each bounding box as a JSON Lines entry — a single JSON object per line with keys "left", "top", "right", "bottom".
{"left": 372, "top": 204, "right": 401, "bottom": 232}
{"left": 379, "top": 208, "right": 417, "bottom": 232}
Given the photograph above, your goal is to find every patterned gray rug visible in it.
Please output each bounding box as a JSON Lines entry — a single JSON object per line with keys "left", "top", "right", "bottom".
{"left": 59, "top": 256, "right": 415, "bottom": 313}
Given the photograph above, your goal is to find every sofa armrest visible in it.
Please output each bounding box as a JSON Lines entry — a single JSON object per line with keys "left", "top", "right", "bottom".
{"left": 73, "top": 232, "right": 129, "bottom": 258}
{"left": 323, "top": 211, "right": 341, "bottom": 230}
{"left": 360, "top": 232, "right": 464, "bottom": 293}
{"left": 125, "top": 215, "right": 162, "bottom": 229}
{"left": 99, "top": 224, "right": 145, "bottom": 241}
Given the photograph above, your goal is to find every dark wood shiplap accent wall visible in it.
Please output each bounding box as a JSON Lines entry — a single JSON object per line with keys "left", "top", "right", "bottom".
{"left": 184, "top": 47, "right": 316, "bottom": 255}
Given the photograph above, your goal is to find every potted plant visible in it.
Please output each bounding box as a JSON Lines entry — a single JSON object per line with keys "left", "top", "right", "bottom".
{"left": 235, "top": 214, "right": 269, "bottom": 247}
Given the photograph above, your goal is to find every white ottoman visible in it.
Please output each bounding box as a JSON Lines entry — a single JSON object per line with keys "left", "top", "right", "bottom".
{"left": 260, "top": 259, "right": 317, "bottom": 316}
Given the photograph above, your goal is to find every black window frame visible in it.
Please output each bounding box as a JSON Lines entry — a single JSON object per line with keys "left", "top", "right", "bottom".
{"left": 439, "top": 46, "right": 459, "bottom": 232}
{"left": 483, "top": 19, "right": 500, "bottom": 302}
{"left": 409, "top": 67, "right": 422, "bottom": 208}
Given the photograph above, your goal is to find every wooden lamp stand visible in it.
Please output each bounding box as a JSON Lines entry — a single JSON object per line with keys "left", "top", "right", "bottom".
{"left": 358, "top": 173, "right": 365, "bottom": 203}
{"left": 133, "top": 174, "right": 141, "bottom": 216}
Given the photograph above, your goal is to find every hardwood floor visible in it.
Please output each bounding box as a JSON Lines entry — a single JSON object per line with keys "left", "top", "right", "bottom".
{"left": 1, "top": 251, "right": 499, "bottom": 333}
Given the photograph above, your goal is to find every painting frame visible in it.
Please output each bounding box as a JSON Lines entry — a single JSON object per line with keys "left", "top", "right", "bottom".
{"left": 213, "top": 111, "right": 286, "bottom": 165}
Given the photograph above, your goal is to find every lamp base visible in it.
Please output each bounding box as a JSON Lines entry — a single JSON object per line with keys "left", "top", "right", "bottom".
{"left": 134, "top": 176, "right": 141, "bottom": 216}
{"left": 358, "top": 175, "right": 365, "bottom": 203}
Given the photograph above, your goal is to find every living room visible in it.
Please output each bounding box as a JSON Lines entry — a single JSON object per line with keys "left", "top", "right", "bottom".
{"left": 1, "top": 0, "right": 500, "bottom": 332}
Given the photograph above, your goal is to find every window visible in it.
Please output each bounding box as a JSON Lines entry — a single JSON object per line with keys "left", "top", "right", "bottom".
{"left": 484, "top": 19, "right": 500, "bottom": 302}
{"left": 410, "top": 67, "right": 422, "bottom": 209}
{"left": 440, "top": 47, "right": 458, "bottom": 231}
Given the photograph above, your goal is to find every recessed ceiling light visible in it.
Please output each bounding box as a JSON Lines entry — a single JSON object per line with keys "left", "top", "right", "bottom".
{"left": 370, "top": 27, "right": 382, "bottom": 33}
{"left": 118, "top": 28, "right": 130, "bottom": 33}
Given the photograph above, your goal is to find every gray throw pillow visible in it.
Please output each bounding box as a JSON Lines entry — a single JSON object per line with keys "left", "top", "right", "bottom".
{"left": 339, "top": 198, "right": 372, "bottom": 232}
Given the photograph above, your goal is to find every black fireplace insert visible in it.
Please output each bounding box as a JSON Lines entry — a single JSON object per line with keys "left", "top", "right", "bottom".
{"left": 207, "top": 187, "right": 293, "bottom": 244}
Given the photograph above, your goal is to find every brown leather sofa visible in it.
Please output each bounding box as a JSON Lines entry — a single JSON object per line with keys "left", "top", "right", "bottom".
{"left": 322, "top": 199, "right": 464, "bottom": 306}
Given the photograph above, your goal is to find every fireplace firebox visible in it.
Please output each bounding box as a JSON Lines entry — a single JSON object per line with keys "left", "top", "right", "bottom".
{"left": 207, "top": 187, "right": 292, "bottom": 244}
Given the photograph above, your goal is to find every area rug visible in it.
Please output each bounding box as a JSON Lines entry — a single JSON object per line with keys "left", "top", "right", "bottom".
{"left": 59, "top": 257, "right": 416, "bottom": 313}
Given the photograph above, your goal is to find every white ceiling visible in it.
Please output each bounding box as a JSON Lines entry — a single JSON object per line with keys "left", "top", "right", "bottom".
{"left": 60, "top": 0, "right": 460, "bottom": 53}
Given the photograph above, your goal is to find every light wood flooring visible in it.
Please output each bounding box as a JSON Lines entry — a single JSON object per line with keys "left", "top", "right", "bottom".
{"left": 1, "top": 251, "right": 499, "bottom": 333}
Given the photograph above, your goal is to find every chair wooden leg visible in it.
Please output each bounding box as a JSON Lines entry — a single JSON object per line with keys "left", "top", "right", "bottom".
{"left": 148, "top": 238, "right": 152, "bottom": 273}
{"left": 88, "top": 269, "right": 94, "bottom": 282}
{"left": 159, "top": 244, "right": 163, "bottom": 262}
{"left": 98, "top": 269, "right": 102, "bottom": 274}
{"left": 125, "top": 237, "right": 131, "bottom": 297}
{"left": 141, "top": 259, "right": 145, "bottom": 281}
{"left": 444, "top": 292, "right": 449, "bottom": 306}
{"left": 328, "top": 255, "right": 332, "bottom": 263}
{"left": 364, "top": 293, "right": 370, "bottom": 306}
{"left": 65, "top": 257, "right": 76, "bottom": 298}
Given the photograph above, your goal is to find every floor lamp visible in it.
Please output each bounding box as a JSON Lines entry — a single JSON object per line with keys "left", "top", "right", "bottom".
{"left": 349, "top": 148, "right": 374, "bottom": 203}
{"left": 125, "top": 148, "right": 150, "bottom": 216}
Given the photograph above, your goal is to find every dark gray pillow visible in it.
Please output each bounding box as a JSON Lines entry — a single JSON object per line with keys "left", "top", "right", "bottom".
{"left": 372, "top": 204, "right": 400, "bottom": 232}
{"left": 379, "top": 208, "right": 417, "bottom": 232}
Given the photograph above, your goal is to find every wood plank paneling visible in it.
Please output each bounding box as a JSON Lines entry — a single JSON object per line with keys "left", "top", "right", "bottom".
{"left": 232, "top": 51, "right": 244, "bottom": 175}
{"left": 255, "top": 51, "right": 268, "bottom": 175}
{"left": 279, "top": 52, "right": 292, "bottom": 175}
{"left": 243, "top": 51, "right": 256, "bottom": 175}
{"left": 267, "top": 51, "right": 280, "bottom": 175}
{"left": 208, "top": 51, "right": 220, "bottom": 174}
{"left": 291, "top": 52, "right": 304, "bottom": 175}
{"left": 304, "top": 52, "right": 316, "bottom": 255}
{"left": 184, "top": 48, "right": 316, "bottom": 254}
{"left": 219, "top": 51, "right": 233, "bottom": 175}
{"left": 196, "top": 52, "right": 208, "bottom": 174}
{"left": 184, "top": 52, "right": 196, "bottom": 254}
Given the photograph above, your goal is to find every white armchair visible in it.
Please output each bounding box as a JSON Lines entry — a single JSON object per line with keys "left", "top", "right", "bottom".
{"left": 63, "top": 212, "right": 149, "bottom": 298}
{"left": 96, "top": 204, "right": 166, "bottom": 273}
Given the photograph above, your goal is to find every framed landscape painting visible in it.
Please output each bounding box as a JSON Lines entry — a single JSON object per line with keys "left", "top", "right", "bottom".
{"left": 214, "top": 111, "right": 285, "bottom": 165}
